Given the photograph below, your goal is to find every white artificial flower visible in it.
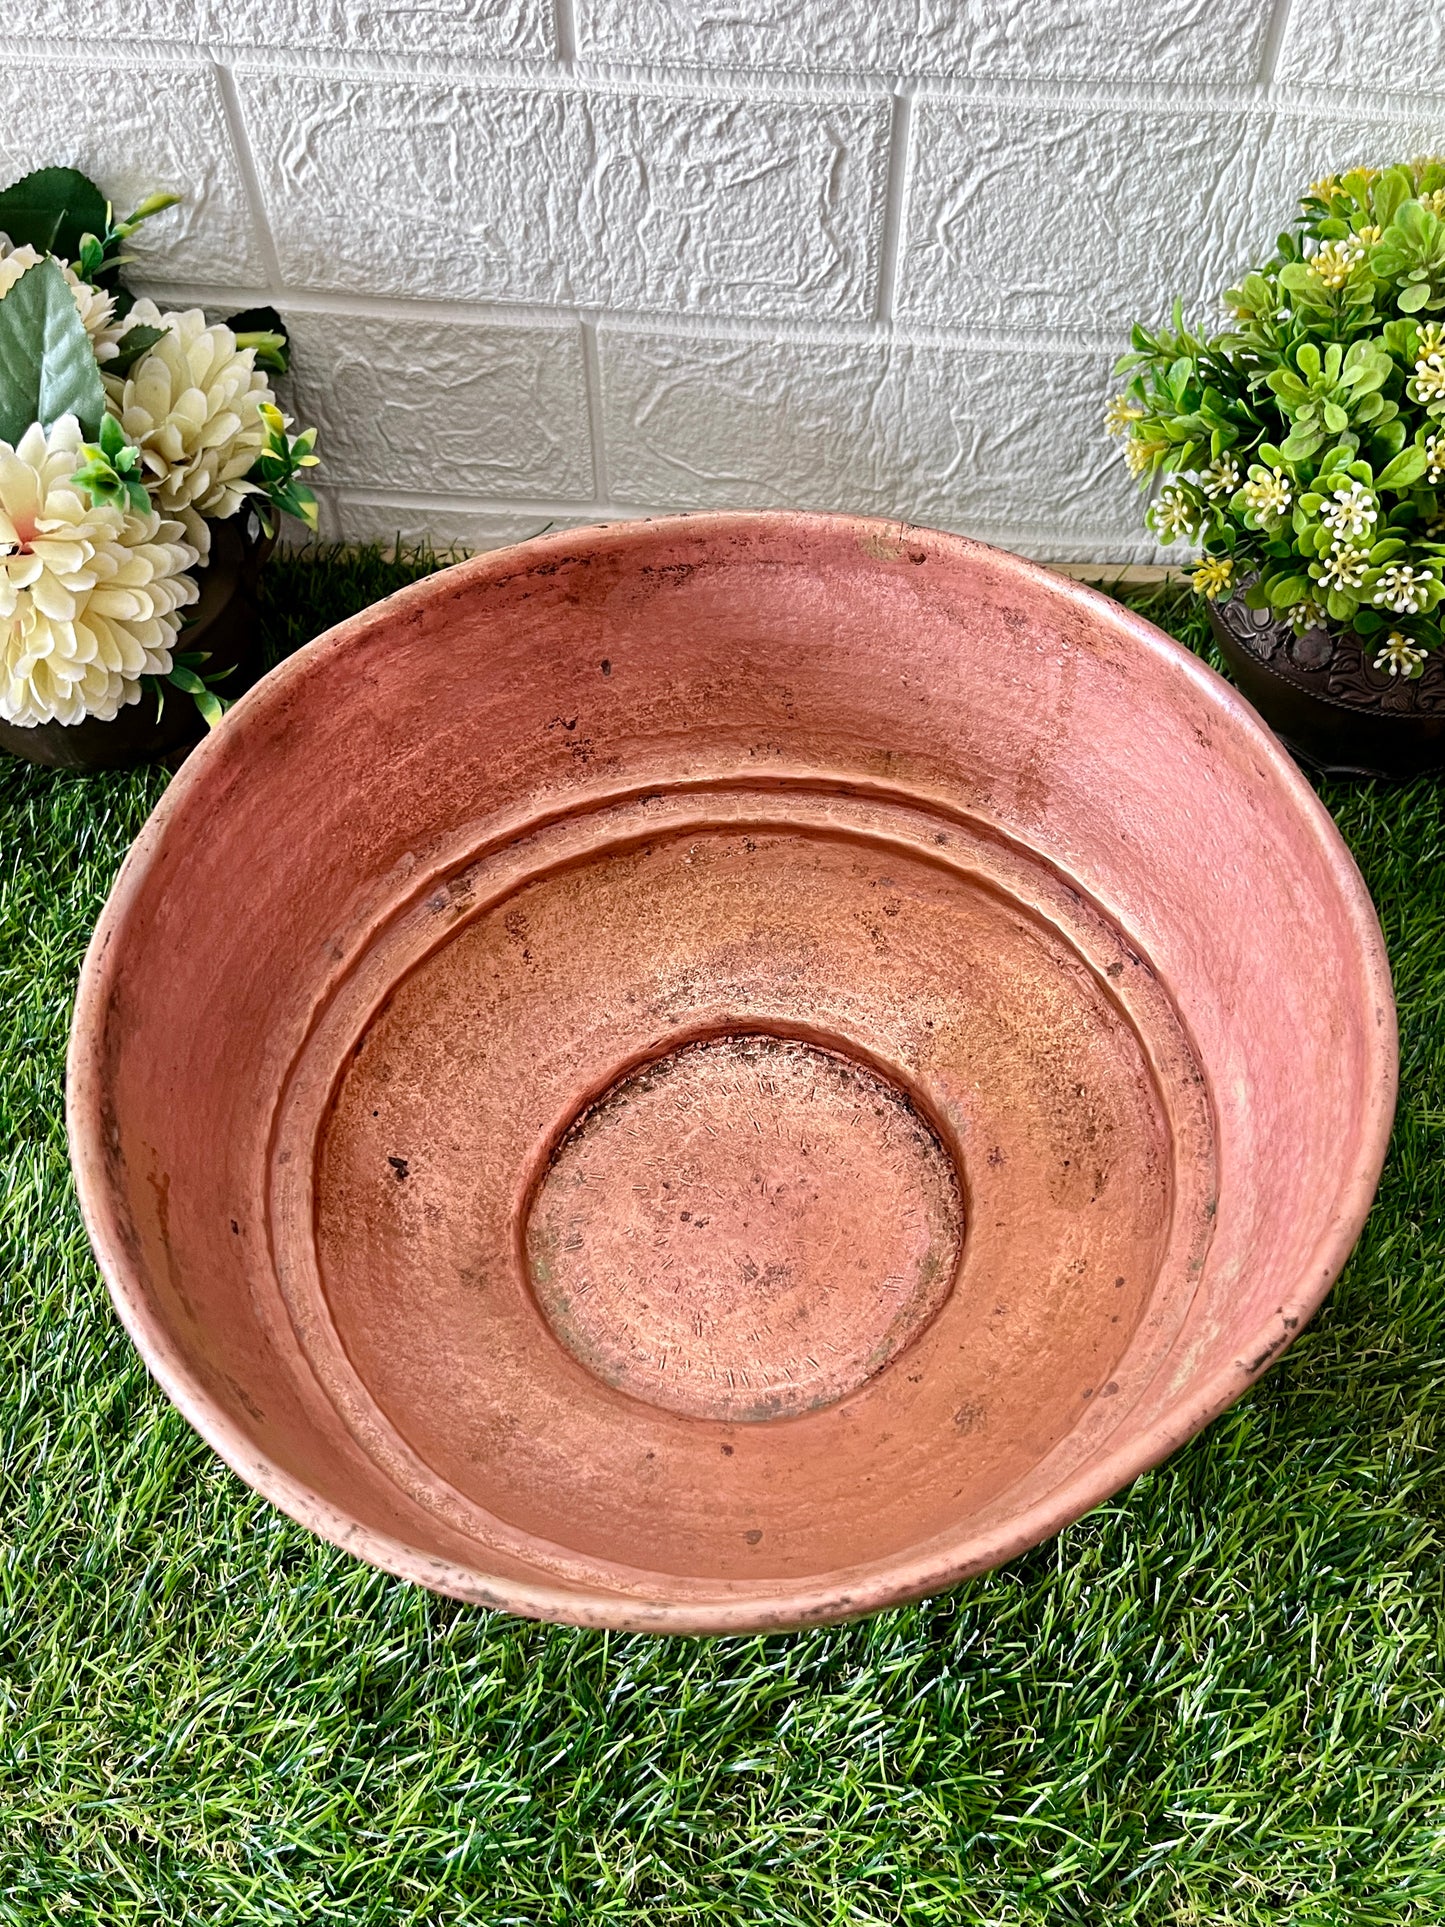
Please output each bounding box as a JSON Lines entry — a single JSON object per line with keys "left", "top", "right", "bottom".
{"left": 1319, "top": 479, "right": 1378, "bottom": 544}
{"left": 1426, "top": 432, "right": 1445, "bottom": 483}
{"left": 1199, "top": 456, "right": 1241, "bottom": 500}
{"left": 1371, "top": 563, "right": 1435, "bottom": 615}
{"left": 104, "top": 301, "right": 272, "bottom": 556}
{"left": 1148, "top": 482, "right": 1204, "bottom": 543}
{"left": 1317, "top": 544, "right": 1370, "bottom": 592}
{"left": 1241, "top": 465, "right": 1292, "bottom": 524}
{"left": 0, "top": 414, "right": 198, "bottom": 727}
{"left": 1374, "top": 631, "right": 1427, "bottom": 677}
{"left": 1413, "top": 326, "right": 1445, "bottom": 409}
{"left": 0, "top": 235, "right": 124, "bottom": 361}
{"left": 1305, "top": 239, "right": 1361, "bottom": 289}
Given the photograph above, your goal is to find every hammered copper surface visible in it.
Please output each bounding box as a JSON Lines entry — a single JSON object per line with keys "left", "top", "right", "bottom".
{"left": 68, "top": 512, "right": 1397, "bottom": 1631}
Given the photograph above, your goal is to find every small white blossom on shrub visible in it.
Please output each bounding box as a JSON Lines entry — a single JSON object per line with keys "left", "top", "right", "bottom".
{"left": 1240, "top": 465, "right": 1293, "bottom": 524}
{"left": 0, "top": 415, "right": 197, "bottom": 726}
{"left": 1307, "top": 238, "right": 1362, "bottom": 288}
{"left": 1147, "top": 482, "right": 1205, "bottom": 543}
{"left": 1291, "top": 594, "right": 1327, "bottom": 633}
{"left": 1199, "top": 457, "right": 1241, "bottom": 499}
{"left": 1372, "top": 563, "right": 1435, "bottom": 613}
{"left": 1318, "top": 544, "right": 1372, "bottom": 592}
{"left": 1375, "top": 631, "right": 1428, "bottom": 676}
{"left": 1319, "top": 479, "right": 1379, "bottom": 542}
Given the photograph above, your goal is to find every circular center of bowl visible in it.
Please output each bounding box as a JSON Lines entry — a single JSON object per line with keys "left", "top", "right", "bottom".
{"left": 525, "top": 1032, "right": 964, "bottom": 1421}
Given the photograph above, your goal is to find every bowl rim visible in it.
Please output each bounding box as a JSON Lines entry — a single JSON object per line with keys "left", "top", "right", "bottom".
{"left": 66, "top": 510, "right": 1399, "bottom": 1632}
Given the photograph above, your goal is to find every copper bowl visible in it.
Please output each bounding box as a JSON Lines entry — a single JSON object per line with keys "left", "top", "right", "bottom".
{"left": 68, "top": 513, "right": 1396, "bottom": 1632}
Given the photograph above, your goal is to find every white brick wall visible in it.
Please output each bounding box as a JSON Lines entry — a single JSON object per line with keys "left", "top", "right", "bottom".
{"left": 3, "top": 6, "right": 1444, "bottom": 561}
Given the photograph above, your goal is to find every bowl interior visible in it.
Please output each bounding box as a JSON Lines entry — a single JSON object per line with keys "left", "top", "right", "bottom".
{"left": 69, "top": 514, "right": 1395, "bottom": 1631}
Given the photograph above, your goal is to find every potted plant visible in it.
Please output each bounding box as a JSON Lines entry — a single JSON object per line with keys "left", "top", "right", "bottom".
{"left": 1108, "top": 156, "right": 1445, "bottom": 778}
{"left": 0, "top": 167, "right": 319, "bottom": 772}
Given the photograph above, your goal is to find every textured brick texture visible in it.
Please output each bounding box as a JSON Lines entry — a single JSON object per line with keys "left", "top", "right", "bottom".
{"left": 4, "top": 5, "right": 1444, "bottom": 560}
{"left": 580, "top": 0, "right": 1275, "bottom": 84}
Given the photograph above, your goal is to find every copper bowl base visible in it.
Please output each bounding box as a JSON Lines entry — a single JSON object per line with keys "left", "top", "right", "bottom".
{"left": 69, "top": 513, "right": 1396, "bottom": 1631}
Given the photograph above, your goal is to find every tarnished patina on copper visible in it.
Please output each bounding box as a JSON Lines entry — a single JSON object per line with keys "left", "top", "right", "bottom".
{"left": 68, "top": 512, "right": 1397, "bottom": 1632}
{"left": 526, "top": 1033, "right": 965, "bottom": 1423}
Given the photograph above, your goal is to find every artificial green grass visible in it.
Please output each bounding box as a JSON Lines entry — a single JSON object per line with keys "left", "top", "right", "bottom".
{"left": 3, "top": 548, "right": 1445, "bottom": 1925}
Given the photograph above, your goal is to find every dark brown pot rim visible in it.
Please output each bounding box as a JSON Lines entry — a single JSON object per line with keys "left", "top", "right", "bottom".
{"left": 1214, "top": 608, "right": 1439, "bottom": 718}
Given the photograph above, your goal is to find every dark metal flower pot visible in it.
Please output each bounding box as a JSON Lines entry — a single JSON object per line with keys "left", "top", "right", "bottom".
{"left": 1208, "top": 589, "right": 1445, "bottom": 781}
{"left": 0, "top": 515, "right": 273, "bottom": 773}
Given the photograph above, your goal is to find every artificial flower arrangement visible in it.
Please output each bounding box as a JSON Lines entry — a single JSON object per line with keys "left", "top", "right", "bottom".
{"left": 0, "top": 166, "right": 319, "bottom": 733}
{"left": 1108, "top": 156, "right": 1445, "bottom": 682}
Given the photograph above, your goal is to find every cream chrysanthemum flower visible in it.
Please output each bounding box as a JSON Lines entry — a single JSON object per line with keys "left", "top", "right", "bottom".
{"left": 0, "top": 415, "right": 198, "bottom": 727}
{"left": 104, "top": 301, "right": 271, "bottom": 556}
{"left": 0, "top": 236, "right": 124, "bottom": 361}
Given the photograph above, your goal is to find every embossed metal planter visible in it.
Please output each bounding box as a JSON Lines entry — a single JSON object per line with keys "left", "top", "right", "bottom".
{"left": 1209, "top": 587, "right": 1445, "bottom": 780}
{"left": 68, "top": 513, "right": 1397, "bottom": 1632}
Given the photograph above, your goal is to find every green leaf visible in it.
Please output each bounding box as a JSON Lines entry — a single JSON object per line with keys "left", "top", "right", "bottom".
{"left": 106, "top": 322, "right": 165, "bottom": 378}
{"left": 1281, "top": 261, "right": 1330, "bottom": 306}
{"left": 0, "top": 257, "right": 105, "bottom": 442}
{"left": 1323, "top": 401, "right": 1349, "bottom": 433}
{"left": 1268, "top": 574, "right": 1311, "bottom": 607}
{"left": 194, "top": 689, "right": 226, "bottom": 730}
{"left": 0, "top": 166, "right": 108, "bottom": 263}
{"left": 165, "top": 664, "right": 208, "bottom": 696}
{"left": 226, "top": 304, "right": 290, "bottom": 374}
{"left": 1371, "top": 422, "right": 1410, "bottom": 462}
{"left": 1375, "top": 445, "right": 1429, "bottom": 490}
{"left": 1267, "top": 368, "right": 1310, "bottom": 406}
{"left": 1398, "top": 281, "right": 1433, "bottom": 313}
{"left": 1374, "top": 167, "right": 1415, "bottom": 229}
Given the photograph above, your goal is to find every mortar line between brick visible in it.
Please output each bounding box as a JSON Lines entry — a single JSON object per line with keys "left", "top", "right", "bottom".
{"left": 874, "top": 86, "right": 915, "bottom": 327}
{"left": 552, "top": 0, "right": 577, "bottom": 68}
{"left": 126, "top": 281, "right": 1122, "bottom": 358}
{"left": 1257, "top": 0, "right": 1297, "bottom": 88}
{"left": 580, "top": 320, "right": 611, "bottom": 501}
{"left": 10, "top": 38, "right": 1445, "bottom": 124}
{"left": 326, "top": 484, "right": 1156, "bottom": 549}
{"left": 214, "top": 59, "right": 286, "bottom": 295}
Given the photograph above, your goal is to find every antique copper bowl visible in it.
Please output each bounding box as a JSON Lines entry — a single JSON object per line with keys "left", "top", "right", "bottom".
{"left": 68, "top": 513, "right": 1396, "bottom": 1632}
